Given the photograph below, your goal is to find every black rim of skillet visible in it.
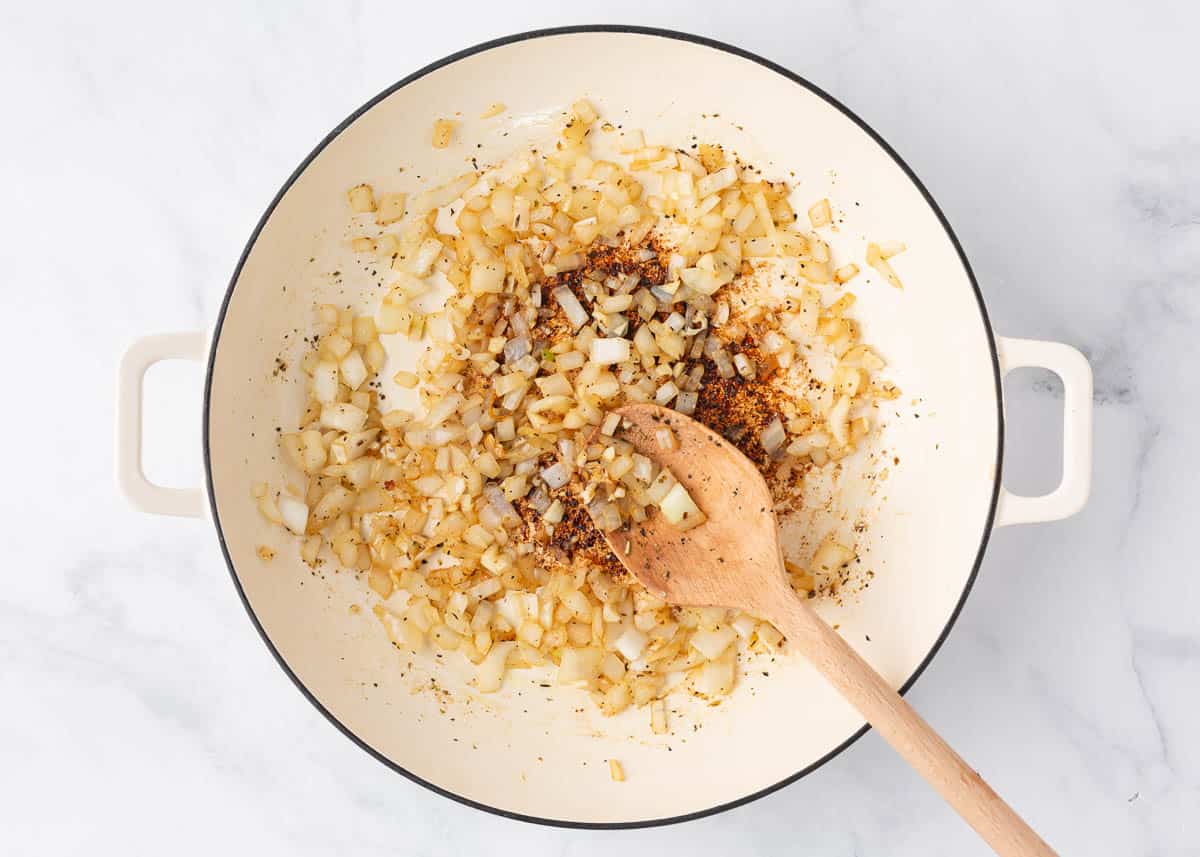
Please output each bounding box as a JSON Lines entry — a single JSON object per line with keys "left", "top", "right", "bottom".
{"left": 202, "top": 24, "right": 1004, "bottom": 830}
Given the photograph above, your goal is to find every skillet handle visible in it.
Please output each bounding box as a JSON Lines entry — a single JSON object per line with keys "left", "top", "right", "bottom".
{"left": 116, "top": 332, "right": 207, "bottom": 518}
{"left": 995, "top": 336, "right": 1093, "bottom": 527}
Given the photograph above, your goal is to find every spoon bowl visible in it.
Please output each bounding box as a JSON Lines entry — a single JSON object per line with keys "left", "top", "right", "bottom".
{"left": 600, "top": 404, "right": 790, "bottom": 615}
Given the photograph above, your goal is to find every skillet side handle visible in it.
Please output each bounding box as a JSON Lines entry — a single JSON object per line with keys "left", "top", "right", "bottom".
{"left": 116, "top": 332, "right": 207, "bottom": 518}
{"left": 995, "top": 336, "right": 1093, "bottom": 527}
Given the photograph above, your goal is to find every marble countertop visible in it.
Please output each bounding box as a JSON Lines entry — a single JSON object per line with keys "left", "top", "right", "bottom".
{"left": 3, "top": 1, "right": 1196, "bottom": 854}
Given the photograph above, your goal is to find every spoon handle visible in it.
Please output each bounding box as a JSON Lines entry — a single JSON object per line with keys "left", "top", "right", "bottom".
{"left": 768, "top": 593, "right": 1056, "bottom": 857}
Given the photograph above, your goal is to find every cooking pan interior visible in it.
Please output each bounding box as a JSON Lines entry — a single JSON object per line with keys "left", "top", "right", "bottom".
{"left": 206, "top": 29, "right": 1000, "bottom": 825}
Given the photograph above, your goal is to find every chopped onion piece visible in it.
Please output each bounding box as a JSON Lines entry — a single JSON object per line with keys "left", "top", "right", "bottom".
{"left": 527, "top": 486, "right": 553, "bottom": 514}
{"left": 812, "top": 538, "right": 855, "bottom": 576}
{"left": 347, "top": 184, "right": 375, "bottom": 213}
{"left": 312, "top": 361, "right": 339, "bottom": 404}
{"left": 731, "top": 614, "right": 757, "bottom": 638}
{"left": 808, "top": 198, "right": 832, "bottom": 228}
{"left": 631, "top": 453, "right": 654, "bottom": 483}
{"left": 690, "top": 625, "right": 737, "bottom": 660}
{"left": 503, "top": 335, "right": 530, "bottom": 364}
{"left": 693, "top": 657, "right": 735, "bottom": 698}
{"left": 338, "top": 351, "right": 368, "bottom": 391}
{"left": 558, "top": 647, "right": 603, "bottom": 686}
{"left": 476, "top": 642, "right": 516, "bottom": 692}
{"left": 600, "top": 294, "right": 633, "bottom": 313}
{"left": 425, "top": 392, "right": 461, "bottom": 427}
{"left": 467, "top": 577, "right": 502, "bottom": 601}
{"left": 410, "top": 237, "right": 443, "bottom": 275}
{"left": 278, "top": 495, "right": 308, "bottom": 535}
{"left": 615, "top": 626, "right": 649, "bottom": 662}
{"left": 829, "top": 395, "right": 852, "bottom": 446}
{"left": 556, "top": 350, "right": 586, "bottom": 371}
{"left": 589, "top": 499, "right": 622, "bottom": 533}
{"left": 600, "top": 412, "right": 622, "bottom": 436}
{"left": 483, "top": 484, "right": 520, "bottom": 527}
{"left": 470, "top": 261, "right": 506, "bottom": 294}
{"left": 696, "top": 166, "right": 737, "bottom": 199}
{"left": 535, "top": 373, "right": 573, "bottom": 396}
{"left": 659, "top": 482, "right": 705, "bottom": 531}
{"left": 650, "top": 700, "right": 667, "bottom": 734}
{"left": 867, "top": 243, "right": 904, "bottom": 289}
{"left": 674, "top": 390, "right": 698, "bottom": 415}
{"left": 835, "top": 263, "right": 860, "bottom": 284}
{"left": 590, "top": 337, "right": 631, "bottom": 366}
{"left": 654, "top": 381, "right": 679, "bottom": 406}
{"left": 733, "top": 353, "right": 756, "bottom": 380}
{"left": 321, "top": 403, "right": 367, "bottom": 433}
{"left": 714, "top": 349, "right": 736, "bottom": 379}
{"left": 541, "top": 461, "right": 572, "bottom": 490}
{"left": 761, "top": 418, "right": 786, "bottom": 455}
{"left": 553, "top": 286, "right": 590, "bottom": 330}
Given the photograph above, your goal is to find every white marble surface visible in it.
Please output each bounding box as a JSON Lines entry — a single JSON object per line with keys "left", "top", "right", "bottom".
{"left": 2, "top": 1, "right": 1197, "bottom": 854}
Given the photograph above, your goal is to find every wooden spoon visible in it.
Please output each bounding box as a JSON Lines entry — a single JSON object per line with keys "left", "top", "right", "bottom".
{"left": 597, "top": 403, "right": 1054, "bottom": 857}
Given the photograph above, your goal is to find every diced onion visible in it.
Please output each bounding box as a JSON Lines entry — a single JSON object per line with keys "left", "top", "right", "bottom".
{"left": 659, "top": 482, "right": 706, "bottom": 531}
{"left": 696, "top": 166, "right": 737, "bottom": 199}
{"left": 812, "top": 539, "right": 855, "bottom": 576}
{"left": 347, "top": 184, "right": 375, "bottom": 213}
{"left": 553, "top": 286, "right": 590, "bottom": 330}
{"left": 866, "top": 243, "right": 904, "bottom": 289}
{"left": 278, "top": 495, "right": 309, "bottom": 535}
{"left": 589, "top": 337, "right": 630, "bottom": 366}
{"left": 733, "top": 353, "right": 756, "bottom": 380}
{"left": 828, "top": 395, "right": 851, "bottom": 446}
{"left": 541, "top": 461, "right": 572, "bottom": 490}
{"left": 646, "top": 468, "right": 676, "bottom": 504}
{"left": 503, "top": 335, "right": 531, "bottom": 364}
{"left": 690, "top": 626, "right": 736, "bottom": 660}
{"left": 321, "top": 403, "right": 367, "bottom": 433}
{"left": 558, "top": 647, "right": 603, "bottom": 686}
{"left": 470, "top": 261, "right": 506, "bottom": 294}
{"left": 600, "top": 294, "right": 633, "bottom": 313}
{"left": 693, "top": 657, "right": 735, "bottom": 698}
{"left": 476, "top": 642, "right": 516, "bottom": 692}
{"left": 313, "top": 361, "right": 339, "bottom": 404}
{"left": 600, "top": 412, "right": 622, "bottom": 436}
{"left": 631, "top": 454, "right": 654, "bottom": 484}
{"left": 674, "top": 390, "right": 698, "bottom": 415}
{"left": 589, "top": 498, "right": 622, "bottom": 533}
{"left": 264, "top": 96, "right": 896, "bottom": 729}
{"left": 714, "top": 349, "right": 736, "bottom": 379}
{"left": 808, "top": 198, "right": 832, "bottom": 228}
{"left": 483, "top": 484, "right": 520, "bottom": 527}
{"left": 339, "top": 351, "right": 368, "bottom": 391}
{"left": 650, "top": 700, "right": 667, "bottom": 734}
{"left": 614, "top": 626, "right": 648, "bottom": 661}
{"left": 536, "top": 373, "right": 573, "bottom": 396}
{"left": 731, "top": 614, "right": 757, "bottom": 638}
{"left": 761, "top": 418, "right": 786, "bottom": 455}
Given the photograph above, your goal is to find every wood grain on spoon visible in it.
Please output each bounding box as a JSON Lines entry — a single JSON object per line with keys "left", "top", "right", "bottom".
{"left": 598, "top": 403, "right": 1056, "bottom": 857}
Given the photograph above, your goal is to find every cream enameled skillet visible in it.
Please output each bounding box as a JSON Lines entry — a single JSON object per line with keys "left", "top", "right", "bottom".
{"left": 117, "top": 26, "right": 1092, "bottom": 827}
